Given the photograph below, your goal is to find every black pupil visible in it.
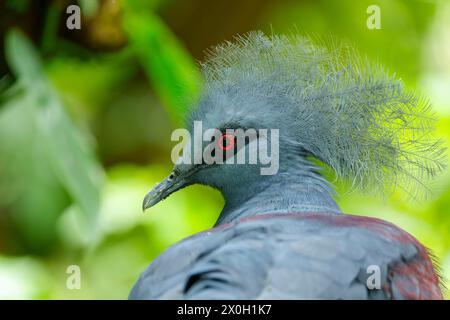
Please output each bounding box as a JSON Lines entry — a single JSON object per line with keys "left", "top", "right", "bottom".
{"left": 223, "top": 136, "right": 231, "bottom": 146}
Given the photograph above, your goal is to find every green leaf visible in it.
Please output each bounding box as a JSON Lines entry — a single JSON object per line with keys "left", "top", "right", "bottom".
{"left": 40, "top": 3, "right": 61, "bottom": 53}
{"left": 5, "top": 29, "right": 44, "bottom": 84}
{"left": 3, "top": 30, "right": 103, "bottom": 234}
{"left": 0, "top": 97, "right": 69, "bottom": 252}
{"left": 32, "top": 87, "right": 103, "bottom": 232}
{"left": 123, "top": 11, "right": 201, "bottom": 124}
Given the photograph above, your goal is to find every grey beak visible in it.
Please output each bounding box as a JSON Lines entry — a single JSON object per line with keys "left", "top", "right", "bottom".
{"left": 142, "top": 173, "right": 187, "bottom": 211}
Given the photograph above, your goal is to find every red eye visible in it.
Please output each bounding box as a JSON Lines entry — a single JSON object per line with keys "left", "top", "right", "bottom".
{"left": 217, "top": 133, "right": 235, "bottom": 151}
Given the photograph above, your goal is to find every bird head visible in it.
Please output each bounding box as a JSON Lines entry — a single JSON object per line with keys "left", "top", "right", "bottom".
{"left": 142, "top": 89, "right": 282, "bottom": 210}
{"left": 143, "top": 31, "right": 446, "bottom": 211}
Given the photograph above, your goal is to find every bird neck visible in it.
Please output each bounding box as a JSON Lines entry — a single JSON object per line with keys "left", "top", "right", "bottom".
{"left": 215, "top": 158, "right": 341, "bottom": 226}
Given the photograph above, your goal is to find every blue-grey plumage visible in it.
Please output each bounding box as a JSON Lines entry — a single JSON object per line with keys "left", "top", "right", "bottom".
{"left": 132, "top": 32, "right": 445, "bottom": 299}
{"left": 130, "top": 214, "right": 442, "bottom": 299}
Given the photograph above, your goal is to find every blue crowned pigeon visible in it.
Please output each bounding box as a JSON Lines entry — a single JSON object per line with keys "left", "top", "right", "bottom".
{"left": 130, "top": 32, "right": 446, "bottom": 300}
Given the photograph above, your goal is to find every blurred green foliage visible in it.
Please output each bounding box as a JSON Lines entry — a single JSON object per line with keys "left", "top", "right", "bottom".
{"left": 0, "top": 0, "right": 449, "bottom": 299}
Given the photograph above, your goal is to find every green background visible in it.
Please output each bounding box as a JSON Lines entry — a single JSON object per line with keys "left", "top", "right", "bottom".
{"left": 0, "top": 0, "right": 449, "bottom": 299}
